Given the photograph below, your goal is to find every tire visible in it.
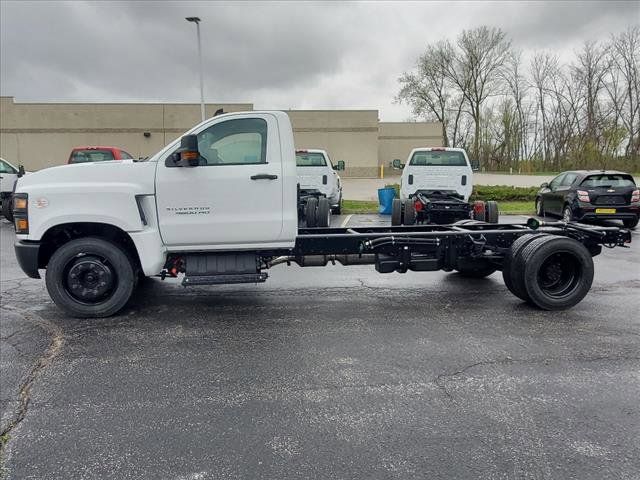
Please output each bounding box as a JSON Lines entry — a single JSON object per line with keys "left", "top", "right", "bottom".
{"left": 2, "top": 196, "right": 13, "bottom": 223}
{"left": 45, "top": 237, "right": 135, "bottom": 318}
{"left": 535, "top": 197, "right": 544, "bottom": 217}
{"left": 485, "top": 201, "right": 499, "bottom": 223}
{"left": 403, "top": 199, "right": 416, "bottom": 225}
{"left": 562, "top": 204, "right": 573, "bottom": 222}
{"left": 391, "top": 198, "right": 402, "bottom": 226}
{"left": 316, "top": 197, "right": 331, "bottom": 228}
{"left": 623, "top": 217, "right": 639, "bottom": 229}
{"left": 305, "top": 197, "right": 318, "bottom": 228}
{"left": 522, "top": 236, "right": 594, "bottom": 310}
{"left": 455, "top": 261, "right": 497, "bottom": 278}
{"left": 502, "top": 233, "right": 548, "bottom": 301}
{"left": 333, "top": 198, "right": 342, "bottom": 215}
{"left": 472, "top": 200, "right": 486, "bottom": 222}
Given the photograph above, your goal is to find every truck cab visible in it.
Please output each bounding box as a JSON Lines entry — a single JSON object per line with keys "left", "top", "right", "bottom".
{"left": 295, "top": 149, "right": 343, "bottom": 214}
{"left": 400, "top": 147, "right": 473, "bottom": 201}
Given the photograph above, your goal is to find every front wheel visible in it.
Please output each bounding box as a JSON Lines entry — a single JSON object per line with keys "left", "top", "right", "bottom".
{"left": 535, "top": 197, "right": 544, "bottom": 217}
{"left": 45, "top": 237, "right": 135, "bottom": 318}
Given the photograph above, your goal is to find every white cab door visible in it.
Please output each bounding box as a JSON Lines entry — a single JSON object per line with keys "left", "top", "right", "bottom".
{"left": 156, "top": 114, "right": 284, "bottom": 248}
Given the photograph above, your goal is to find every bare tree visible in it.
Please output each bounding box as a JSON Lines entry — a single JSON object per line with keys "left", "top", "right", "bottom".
{"left": 397, "top": 41, "right": 453, "bottom": 146}
{"left": 608, "top": 26, "right": 640, "bottom": 156}
{"left": 443, "top": 26, "right": 511, "bottom": 161}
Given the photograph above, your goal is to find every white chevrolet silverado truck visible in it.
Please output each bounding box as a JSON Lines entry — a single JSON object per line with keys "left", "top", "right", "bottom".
{"left": 12, "top": 111, "right": 631, "bottom": 317}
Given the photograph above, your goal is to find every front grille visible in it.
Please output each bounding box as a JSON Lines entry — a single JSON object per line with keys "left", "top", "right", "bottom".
{"left": 594, "top": 195, "right": 626, "bottom": 205}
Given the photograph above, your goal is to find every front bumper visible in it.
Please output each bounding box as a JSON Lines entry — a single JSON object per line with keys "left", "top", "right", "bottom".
{"left": 14, "top": 240, "right": 41, "bottom": 279}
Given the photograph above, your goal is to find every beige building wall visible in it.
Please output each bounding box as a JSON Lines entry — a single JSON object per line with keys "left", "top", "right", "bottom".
{"left": 378, "top": 122, "right": 444, "bottom": 170}
{"left": 0, "top": 97, "right": 253, "bottom": 170}
{"left": 1, "top": 97, "right": 442, "bottom": 178}
{"left": 287, "top": 110, "right": 379, "bottom": 177}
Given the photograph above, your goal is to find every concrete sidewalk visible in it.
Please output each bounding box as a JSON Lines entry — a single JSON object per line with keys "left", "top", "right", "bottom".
{"left": 342, "top": 173, "right": 554, "bottom": 201}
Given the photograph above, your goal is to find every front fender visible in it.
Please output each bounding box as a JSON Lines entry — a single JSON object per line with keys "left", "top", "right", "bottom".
{"left": 17, "top": 184, "right": 147, "bottom": 241}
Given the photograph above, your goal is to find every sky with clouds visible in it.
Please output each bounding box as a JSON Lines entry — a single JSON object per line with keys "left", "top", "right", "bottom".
{"left": 1, "top": 1, "right": 637, "bottom": 120}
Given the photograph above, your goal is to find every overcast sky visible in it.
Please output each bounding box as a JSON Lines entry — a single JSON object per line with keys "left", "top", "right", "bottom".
{"left": 1, "top": 1, "right": 637, "bottom": 120}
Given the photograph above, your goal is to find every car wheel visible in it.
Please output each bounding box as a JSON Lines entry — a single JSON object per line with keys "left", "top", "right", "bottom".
{"left": 45, "top": 237, "right": 135, "bottom": 318}
{"left": 623, "top": 217, "right": 639, "bottom": 229}
{"left": 485, "top": 200, "right": 499, "bottom": 223}
{"left": 391, "top": 198, "right": 402, "bottom": 226}
{"left": 403, "top": 199, "right": 416, "bottom": 225}
{"left": 305, "top": 197, "right": 318, "bottom": 228}
{"left": 535, "top": 197, "right": 544, "bottom": 217}
{"left": 2, "top": 196, "right": 14, "bottom": 223}
{"left": 562, "top": 205, "right": 573, "bottom": 222}
{"left": 316, "top": 197, "right": 331, "bottom": 228}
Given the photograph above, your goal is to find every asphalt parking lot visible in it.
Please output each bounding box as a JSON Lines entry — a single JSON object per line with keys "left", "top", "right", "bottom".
{"left": 1, "top": 215, "right": 639, "bottom": 479}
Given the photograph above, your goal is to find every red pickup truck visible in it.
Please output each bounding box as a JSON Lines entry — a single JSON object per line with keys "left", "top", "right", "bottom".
{"left": 68, "top": 146, "right": 134, "bottom": 164}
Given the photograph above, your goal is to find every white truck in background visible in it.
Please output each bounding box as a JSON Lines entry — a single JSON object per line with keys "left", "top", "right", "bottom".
{"left": 295, "top": 149, "right": 344, "bottom": 227}
{"left": 392, "top": 147, "right": 498, "bottom": 226}
{"left": 11, "top": 111, "right": 631, "bottom": 318}
{"left": 1, "top": 157, "right": 27, "bottom": 222}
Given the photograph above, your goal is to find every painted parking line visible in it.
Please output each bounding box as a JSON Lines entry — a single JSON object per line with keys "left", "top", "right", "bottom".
{"left": 340, "top": 214, "right": 353, "bottom": 228}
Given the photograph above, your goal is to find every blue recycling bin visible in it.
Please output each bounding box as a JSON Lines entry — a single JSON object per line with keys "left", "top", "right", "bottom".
{"left": 378, "top": 187, "right": 396, "bottom": 215}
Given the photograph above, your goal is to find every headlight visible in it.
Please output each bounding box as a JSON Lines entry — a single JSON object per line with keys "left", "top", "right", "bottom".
{"left": 12, "top": 193, "right": 29, "bottom": 234}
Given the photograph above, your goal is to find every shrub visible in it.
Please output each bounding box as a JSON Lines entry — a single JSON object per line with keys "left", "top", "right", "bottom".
{"left": 383, "top": 183, "right": 537, "bottom": 201}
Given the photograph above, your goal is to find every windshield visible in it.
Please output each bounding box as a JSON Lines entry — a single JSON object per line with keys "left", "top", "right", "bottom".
{"left": 70, "top": 149, "right": 115, "bottom": 163}
{"left": 580, "top": 174, "right": 636, "bottom": 188}
{"left": 409, "top": 151, "right": 467, "bottom": 166}
{"left": 296, "top": 152, "right": 327, "bottom": 167}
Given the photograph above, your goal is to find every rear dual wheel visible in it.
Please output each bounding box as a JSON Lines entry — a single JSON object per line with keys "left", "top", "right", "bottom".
{"left": 304, "top": 197, "right": 330, "bottom": 228}
{"left": 502, "top": 234, "right": 594, "bottom": 310}
{"left": 472, "top": 200, "right": 499, "bottom": 223}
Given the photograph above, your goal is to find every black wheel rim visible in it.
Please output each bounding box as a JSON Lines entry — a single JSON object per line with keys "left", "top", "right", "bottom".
{"left": 63, "top": 254, "right": 117, "bottom": 305}
{"left": 537, "top": 252, "right": 580, "bottom": 298}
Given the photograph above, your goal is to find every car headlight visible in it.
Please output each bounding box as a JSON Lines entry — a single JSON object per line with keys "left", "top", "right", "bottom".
{"left": 13, "top": 193, "right": 29, "bottom": 234}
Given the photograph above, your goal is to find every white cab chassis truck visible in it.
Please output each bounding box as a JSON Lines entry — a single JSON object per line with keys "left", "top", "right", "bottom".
{"left": 1, "top": 157, "right": 26, "bottom": 222}
{"left": 295, "top": 149, "right": 344, "bottom": 227}
{"left": 12, "top": 111, "right": 631, "bottom": 317}
{"left": 392, "top": 147, "right": 498, "bottom": 226}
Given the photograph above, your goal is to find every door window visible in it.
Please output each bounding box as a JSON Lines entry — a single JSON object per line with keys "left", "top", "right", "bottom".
{"left": 0, "top": 160, "right": 17, "bottom": 174}
{"left": 196, "top": 118, "right": 267, "bottom": 166}
{"left": 549, "top": 174, "right": 565, "bottom": 189}
{"left": 561, "top": 173, "right": 577, "bottom": 186}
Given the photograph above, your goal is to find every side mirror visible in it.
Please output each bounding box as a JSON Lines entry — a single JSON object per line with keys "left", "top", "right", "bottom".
{"left": 169, "top": 134, "right": 201, "bottom": 167}
{"left": 470, "top": 160, "right": 480, "bottom": 172}
{"left": 335, "top": 160, "right": 345, "bottom": 171}
{"left": 392, "top": 159, "right": 404, "bottom": 169}
{"left": 540, "top": 182, "right": 549, "bottom": 189}
{"left": 18, "top": 165, "right": 26, "bottom": 177}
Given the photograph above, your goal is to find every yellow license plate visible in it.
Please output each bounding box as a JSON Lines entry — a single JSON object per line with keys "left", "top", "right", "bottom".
{"left": 595, "top": 208, "right": 616, "bottom": 214}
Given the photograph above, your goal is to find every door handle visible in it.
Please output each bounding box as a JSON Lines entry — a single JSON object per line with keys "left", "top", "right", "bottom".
{"left": 251, "top": 174, "right": 278, "bottom": 180}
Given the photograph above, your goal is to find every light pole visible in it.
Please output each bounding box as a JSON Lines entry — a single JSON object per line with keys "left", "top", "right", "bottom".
{"left": 186, "top": 16, "right": 205, "bottom": 122}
